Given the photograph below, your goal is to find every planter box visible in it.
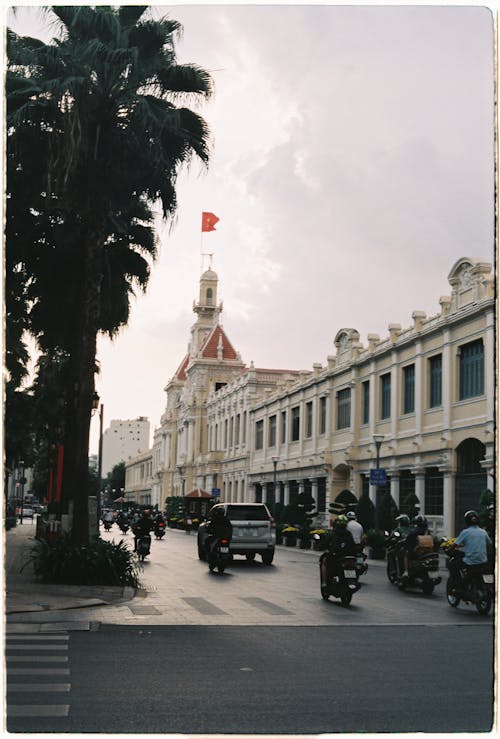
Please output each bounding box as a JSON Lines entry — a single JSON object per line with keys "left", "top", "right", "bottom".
{"left": 284, "top": 536, "right": 297, "bottom": 547}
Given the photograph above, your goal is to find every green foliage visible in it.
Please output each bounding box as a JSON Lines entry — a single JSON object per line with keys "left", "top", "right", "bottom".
{"left": 283, "top": 492, "right": 316, "bottom": 527}
{"left": 24, "top": 532, "right": 139, "bottom": 586}
{"left": 356, "top": 490, "right": 375, "bottom": 532}
{"left": 479, "top": 489, "right": 494, "bottom": 508}
{"left": 104, "top": 463, "right": 126, "bottom": 496}
{"left": 366, "top": 528, "right": 386, "bottom": 558}
{"left": 165, "top": 496, "right": 185, "bottom": 518}
{"left": 401, "top": 492, "right": 420, "bottom": 521}
{"left": 377, "top": 491, "right": 399, "bottom": 532}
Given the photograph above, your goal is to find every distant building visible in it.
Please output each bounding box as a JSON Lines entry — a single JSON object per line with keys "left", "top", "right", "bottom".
{"left": 102, "top": 417, "right": 150, "bottom": 478}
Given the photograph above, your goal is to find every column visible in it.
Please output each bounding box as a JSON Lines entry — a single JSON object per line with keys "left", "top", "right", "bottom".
{"left": 298, "top": 480, "right": 305, "bottom": 495}
{"left": 415, "top": 470, "right": 425, "bottom": 514}
{"left": 442, "top": 469, "right": 454, "bottom": 536}
{"left": 311, "top": 478, "right": 319, "bottom": 511}
{"left": 390, "top": 472, "right": 400, "bottom": 509}
{"left": 262, "top": 484, "right": 267, "bottom": 505}
{"left": 283, "top": 481, "right": 290, "bottom": 507}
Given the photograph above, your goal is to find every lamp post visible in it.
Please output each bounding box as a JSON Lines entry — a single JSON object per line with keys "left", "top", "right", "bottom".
{"left": 19, "top": 460, "right": 25, "bottom": 524}
{"left": 272, "top": 457, "right": 278, "bottom": 517}
{"left": 92, "top": 392, "right": 104, "bottom": 527}
{"left": 373, "top": 434, "right": 384, "bottom": 530}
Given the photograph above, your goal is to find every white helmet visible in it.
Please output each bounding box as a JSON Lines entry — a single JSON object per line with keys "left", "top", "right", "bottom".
{"left": 346, "top": 511, "right": 357, "bottom": 520}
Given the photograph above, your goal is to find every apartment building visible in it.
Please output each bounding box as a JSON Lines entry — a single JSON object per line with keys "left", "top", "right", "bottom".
{"left": 127, "top": 256, "right": 494, "bottom": 536}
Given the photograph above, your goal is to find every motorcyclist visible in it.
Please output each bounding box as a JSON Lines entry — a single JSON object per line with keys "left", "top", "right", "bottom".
{"left": 402, "top": 514, "right": 429, "bottom": 577}
{"left": 102, "top": 509, "right": 114, "bottom": 528}
{"left": 390, "top": 514, "right": 411, "bottom": 572}
{"left": 449, "top": 510, "right": 493, "bottom": 590}
{"left": 205, "top": 506, "right": 233, "bottom": 555}
{"left": 154, "top": 511, "right": 166, "bottom": 536}
{"left": 132, "top": 509, "right": 154, "bottom": 552}
{"left": 346, "top": 511, "right": 364, "bottom": 545}
{"left": 394, "top": 514, "right": 411, "bottom": 538}
{"left": 322, "top": 515, "right": 357, "bottom": 584}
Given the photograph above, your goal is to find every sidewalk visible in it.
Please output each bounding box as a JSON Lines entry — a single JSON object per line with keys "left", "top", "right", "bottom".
{"left": 4, "top": 520, "right": 136, "bottom": 618}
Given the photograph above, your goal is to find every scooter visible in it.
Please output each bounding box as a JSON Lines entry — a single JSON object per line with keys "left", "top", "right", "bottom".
{"left": 386, "top": 530, "right": 441, "bottom": 595}
{"left": 103, "top": 520, "right": 113, "bottom": 531}
{"left": 154, "top": 522, "right": 166, "bottom": 540}
{"left": 208, "top": 537, "right": 231, "bottom": 574}
{"left": 318, "top": 548, "right": 360, "bottom": 606}
{"left": 118, "top": 521, "right": 129, "bottom": 534}
{"left": 136, "top": 534, "right": 152, "bottom": 562}
{"left": 354, "top": 544, "right": 368, "bottom": 578}
{"left": 441, "top": 538, "right": 494, "bottom": 615}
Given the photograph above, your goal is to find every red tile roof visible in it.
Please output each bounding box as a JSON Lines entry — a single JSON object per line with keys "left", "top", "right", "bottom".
{"left": 201, "top": 325, "right": 239, "bottom": 360}
{"left": 175, "top": 354, "right": 190, "bottom": 381}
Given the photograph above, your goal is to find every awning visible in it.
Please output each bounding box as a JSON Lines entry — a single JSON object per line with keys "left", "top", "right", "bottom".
{"left": 185, "top": 488, "right": 211, "bottom": 499}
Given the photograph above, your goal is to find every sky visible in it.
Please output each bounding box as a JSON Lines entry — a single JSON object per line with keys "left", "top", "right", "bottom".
{"left": 6, "top": 3, "right": 496, "bottom": 455}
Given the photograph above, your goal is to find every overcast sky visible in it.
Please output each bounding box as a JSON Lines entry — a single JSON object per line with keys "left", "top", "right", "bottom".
{"left": 6, "top": 3, "right": 495, "bottom": 454}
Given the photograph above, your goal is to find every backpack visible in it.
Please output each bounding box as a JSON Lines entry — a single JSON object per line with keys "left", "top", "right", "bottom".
{"left": 415, "top": 534, "right": 434, "bottom": 555}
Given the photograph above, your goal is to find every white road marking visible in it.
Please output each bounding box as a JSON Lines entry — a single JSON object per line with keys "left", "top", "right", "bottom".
{"left": 8, "top": 704, "right": 69, "bottom": 717}
{"left": 7, "top": 684, "right": 71, "bottom": 692}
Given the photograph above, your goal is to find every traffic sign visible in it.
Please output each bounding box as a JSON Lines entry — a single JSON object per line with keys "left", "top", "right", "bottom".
{"left": 211, "top": 488, "right": 221, "bottom": 498}
{"left": 370, "top": 468, "right": 387, "bottom": 485}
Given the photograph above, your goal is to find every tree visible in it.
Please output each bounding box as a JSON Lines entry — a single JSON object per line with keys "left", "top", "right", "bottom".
{"left": 356, "top": 490, "right": 375, "bottom": 532}
{"left": 402, "top": 492, "right": 420, "bottom": 521}
{"left": 7, "top": 6, "right": 212, "bottom": 545}
{"left": 378, "top": 491, "right": 399, "bottom": 532}
{"left": 105, "top": 463, "right": 126, "bottom": 500}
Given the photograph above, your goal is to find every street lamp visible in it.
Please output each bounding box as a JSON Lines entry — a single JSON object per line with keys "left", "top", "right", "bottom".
{"left": 19, "top": 460, "right": 25, "bottom": 525}
{"left": 272, "top": 457, "right": 278, "bottom": 517}
{"left": 92, "top": 392, "right": 104, "bottom": 526}
{"left": 373, "top": 434, "right": 384, "bottom": 530}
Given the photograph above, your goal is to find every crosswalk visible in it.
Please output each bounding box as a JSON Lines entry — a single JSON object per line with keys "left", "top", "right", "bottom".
{"left": 5, "top": 632, "right": 71, "bottom": 724}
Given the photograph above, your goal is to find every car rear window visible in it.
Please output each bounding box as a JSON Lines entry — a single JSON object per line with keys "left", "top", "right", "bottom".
{"left": 227, "top": 505, "right": 270, "bottom": 521}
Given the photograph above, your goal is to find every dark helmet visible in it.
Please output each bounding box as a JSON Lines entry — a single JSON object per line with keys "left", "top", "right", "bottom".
{"left": 212, "top": 506, "right": 225, "bottom": 518}
{"left": 413, "top": 514, "right": 427, "bottom": 528}
{"left": 464, "top": 510, "right": 480, "bottom": 526}
{"left": 335, "top": 515, "right": 348, "bottom": 527}
{"left": 396, "top": 514, "right": 410, "bottom": 527}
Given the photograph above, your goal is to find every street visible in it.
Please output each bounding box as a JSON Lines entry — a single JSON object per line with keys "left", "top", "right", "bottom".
{"left": 6, "top": 526, "right": 495, "bottom": 734}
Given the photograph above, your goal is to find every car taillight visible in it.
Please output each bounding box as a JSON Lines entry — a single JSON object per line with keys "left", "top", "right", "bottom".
{"left": 269, "top": 516, "right": 276, "bottom": 529}
{"left": 221, "top": 539, "right": 229, "bottom": 545}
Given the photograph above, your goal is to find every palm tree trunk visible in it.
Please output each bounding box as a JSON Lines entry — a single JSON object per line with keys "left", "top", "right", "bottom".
{"left": 61, "top": 209, "right": 106, "bottom": 547}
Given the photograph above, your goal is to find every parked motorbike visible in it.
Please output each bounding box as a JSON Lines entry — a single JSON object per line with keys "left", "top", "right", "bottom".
{"left": 136, "top": 534, "right": 152, "bottom": 562}
{"left": 208, "top": 537, "right": 231, "bottom": 574}
{"left": 318, "top": 547, "right": 360, "bottom": 606}
{"left": 441, "top": 538, "right": 494, "bottom": 615}
{"left": 386, "top": 529, "right": 441, "bottom": 595}
{"left": 355, "top": 544, "right": 368, "bottom": 578}
{"left": 154, "top": 522, "right": 166, "bottom": 540}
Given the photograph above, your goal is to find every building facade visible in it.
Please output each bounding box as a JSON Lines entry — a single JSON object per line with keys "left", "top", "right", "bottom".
{"left": 126, "top": 256, "right": 495, "bottom": 536}
{"left": 102, "top": 416, "right": 151, "bottom": 477}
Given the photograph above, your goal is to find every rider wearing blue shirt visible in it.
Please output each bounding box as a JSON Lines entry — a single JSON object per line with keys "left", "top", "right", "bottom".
{"left": 455, "top": 512, "right": 492, "bottom": 565}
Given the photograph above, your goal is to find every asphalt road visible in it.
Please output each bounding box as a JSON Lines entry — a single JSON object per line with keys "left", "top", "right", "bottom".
{"left": 6, "top": 623, "right": 494, "bottom": 734}
{"left": 6, "top": 526, "right": 496, "bottom": 734}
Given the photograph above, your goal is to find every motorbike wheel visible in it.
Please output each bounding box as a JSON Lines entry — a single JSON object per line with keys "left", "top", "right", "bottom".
{"left": 261, "top": 550, "right": 274, "bottom": 565}
{"left": 422, "top": 581, "right": 435, "bottom": 596}
{"left": 321, "top": 585, "right": 330, "bottom": 601}
{"left": 245, "top": 553, "right": 256, "bottom": 561}
{"left": 475, "top": 591, "right": 492, "bottom": 616}
{"left": 208, "top": 563, "right": 215, "bottom": 572}
{"left": 340, "top": 589, "right": 352, "bottom": 607}
{"left": 446, "top": 579, "right": 460, "bottom": 608}
{"left": 387, "top": 558, "right": 397, "bottom": 584}
{"left": 218, "top": 565, "right": 225, "bottom": 574}
{"left": 198, "top": 546, "right": 206, "bottom": 561}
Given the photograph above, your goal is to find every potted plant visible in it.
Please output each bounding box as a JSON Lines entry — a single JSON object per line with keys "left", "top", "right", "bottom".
{"left": 281, "top": 526, "right": 299, "bottom": 546}
{"left": 366, "top": 528, "right": 386, "bottom": 560}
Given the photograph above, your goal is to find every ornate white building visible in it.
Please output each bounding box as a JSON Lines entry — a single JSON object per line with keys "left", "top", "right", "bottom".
{"left": 125, "top": 256, "right": 495, "bottom": 536}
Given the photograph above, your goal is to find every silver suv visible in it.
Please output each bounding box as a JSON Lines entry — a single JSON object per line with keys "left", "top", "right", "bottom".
{"left": 197, "top": 503, "right": 276, "bottom": 565}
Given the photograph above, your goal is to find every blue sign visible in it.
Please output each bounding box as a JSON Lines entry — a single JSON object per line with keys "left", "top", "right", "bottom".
{"left": 211, "top": 487, "right": 221, "bottom": 498}
{"left": 370, "top": 468, "right": 387, "bottom": 485}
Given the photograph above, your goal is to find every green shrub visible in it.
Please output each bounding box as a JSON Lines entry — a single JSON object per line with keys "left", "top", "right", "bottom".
{"left": 23, "top": 532, "right": 140, "bottom": 587}
{"left": 356, "top": 490, "right": 375, "bottom": 531}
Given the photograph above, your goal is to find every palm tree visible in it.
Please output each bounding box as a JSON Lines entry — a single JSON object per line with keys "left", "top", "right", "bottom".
{"left": 7, "top": 6, "right": 212, "bottom": 545}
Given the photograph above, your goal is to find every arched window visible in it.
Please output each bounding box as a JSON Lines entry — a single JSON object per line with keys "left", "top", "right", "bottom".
{"left": 206, "top": 288, "right": 213, "bottom": 305}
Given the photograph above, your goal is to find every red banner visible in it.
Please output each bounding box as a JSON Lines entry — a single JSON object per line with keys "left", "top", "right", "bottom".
{"left": 201, "top": 211, "right": 219, "bottom": 232}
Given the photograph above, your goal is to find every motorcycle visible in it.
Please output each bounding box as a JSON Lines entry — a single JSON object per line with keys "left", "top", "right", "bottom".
{"left": 318, "top": 548, "right": 360, "bottom": 606}
{"left": 118, "top": 521, "right": 129, "bottom": 534}
{"left": 135, "top": 534, "right": 152, "bottom": 562}
{"left": 354, "top": 543, "right": 368, "bottom": 578}
{"left": 441, "top": 538, "right": 494, "bottom": 616}
{"left": 103, "top": 519, "right": 113, "bottom": 531}
{"left": 386, "top": 529, "right": 441, "bottom": 595}
{"left": 154, "top": 522, "right": 166, "bottom": 540}
{"left": 208, "top": 537, "right": 231, "bottom": 574}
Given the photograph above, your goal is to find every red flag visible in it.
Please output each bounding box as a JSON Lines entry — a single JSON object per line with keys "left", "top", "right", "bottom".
{"left": 202, "top": 212, "right": 219, "bottom": 232}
